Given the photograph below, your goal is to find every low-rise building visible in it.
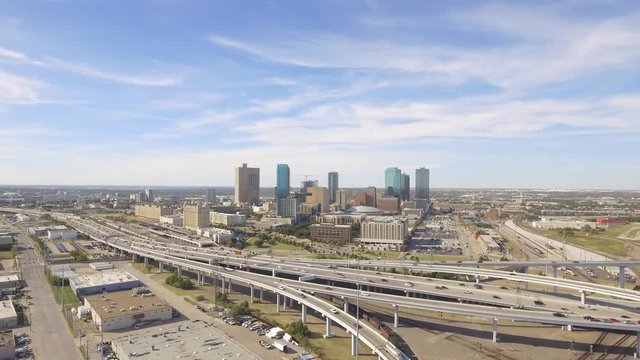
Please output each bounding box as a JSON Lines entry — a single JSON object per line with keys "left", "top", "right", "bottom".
{"left": 112, "top": 320, "right": 257, "bottom": 360}
{"left": 254, "top": 217, "right": 293, "bottom": 230}
{"left": 478, "top": 235, "right": 501, "bottom": 253}
{"left": 28, "top": 225, "right": 68, "bottom": 237}
{"left": 0, "top": 236, "right": 11, "bottom": 251}
{"left": 210, "top": 212, "right": 246, "bottom": 226}
{"left": 0, "top": 301, "right": 17, "bottom": 330}
{"left": 0, "top": 330, "right": 15, "bottom": 360}
{"left": 310, "top": 223, "right": 351, "bottom": 243}
{"left": 84, "top": 291, "right": 172, "bottom": 332}
{"left": 196, "top": 227, "right": 234, "bottom": 243}
{"left": 532, "top": 218, "right": 597, "bottom": 230}
{"left": 377, "top": 196, "right": 401, "bottom": 213}
{"left": 47, "top": 228, "right": 77, "bottom": 240}
{"left": 135, "top": 204, "right": 172, "bottom": 221}
{"left": 401, "top": 208, "right": 423, "bottom": 219}
{"left": 0, "top": 275, "right": 21, "bottom": 290}
{"left": 69, "top": 270, "right": 141, "bottom": 297}
{"left": 159, "top": 214, "right": 183, "bottom": 227}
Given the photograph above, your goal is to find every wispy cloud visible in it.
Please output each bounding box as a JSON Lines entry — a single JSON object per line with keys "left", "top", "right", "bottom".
{"left": 0, "top": 71, "right": 45, "bottom": 104}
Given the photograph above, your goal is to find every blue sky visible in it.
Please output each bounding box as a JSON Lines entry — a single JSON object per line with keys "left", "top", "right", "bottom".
{"left": 1, "top": 0, "right": 639, "bottom": 189}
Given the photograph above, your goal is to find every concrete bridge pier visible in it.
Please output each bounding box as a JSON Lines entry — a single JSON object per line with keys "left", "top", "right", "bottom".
{"left": 344, "top": 299, "right": 349, "bottom": 313}
{"left": 259, "top": 287, "right": 264, "bottom": 301}
{"left": 475, "top": 275, "right": 480, "bottom": 285}
{"left": 492, "top": 317, "right": 498, "bottom": 342}
{"left": 324, "top": 317, "right": 334, "bottom": 338}
{"left": 158, "top": 261, "right": 164, "bottom": 272}
{"left": 272, "top": 269, "right": 277, "bottom": 277}
{"left": 132, "top": 253, "right": 138, "bottom": 263}
{"left": 143, "top": 256, "right": 148, "bottom": 268}
{"left": 276, "top": 294, "right": 280, "bottom": 313}
{"left": 636, "top": 331, "right": 640, "bottom": 357}
{"left": 301, "top": 304, "right": 307, "bottom": 323}
{"left": 250, "top": 284, "right": 254, "bottom": 303}
{"left": 393, "top": 304, "right": 399, "bottom": 328}
{"left": 580, "top": 290, "right": 586, "bottom": 305}
{"left": 221, "top": 278, "right": 225, "bottom": 292}
{"left": 197, "top": 272, "right": 202, "bottom": 285}
{"left": 351, "top": 333, "right": 358, "bottom": 356}
{"left": 176, "top": 266, "right": 182, "bottom": 277}
{"left": 523, "top": 266, "right": 529, "bottom": 290}
{"left": 620, "top": 266, "right": 626, "bottom": 288}
{"left": 227, "top": 278, "right": 231, "bottom": 292}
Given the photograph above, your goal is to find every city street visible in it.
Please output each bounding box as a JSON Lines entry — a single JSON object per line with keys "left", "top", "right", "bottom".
{"left": 15, "top": 230, "right": 82, "bottom": 360}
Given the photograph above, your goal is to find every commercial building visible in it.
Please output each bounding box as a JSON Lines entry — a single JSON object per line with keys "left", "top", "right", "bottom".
{"left": 0, "top": 236, "right": 11, "bottom": 250}
{"left": 205, "top": 188, "right": 217, "bottom": 203}
{"left": 69, "top": 270, "right": 142, "bottom": 297}
{"left": 28, "top": 225, "right": 69, "bottom": 237}
{"left": 0, "top": 301, "right": 17, "bottom": 329}
{"left": 596, "top": 217, "right": 629, "bottom": 226}
{"left": 0, "top": 329, "right": 15, "bottom": 360}
{"left": 183, "top": 202, "right": 210, "bottom": 230}
{"left": 276, "top": 164, "right": 290, "bottom": 199}
{"left": 210, "top": 212, "right": 246, "bottom": 226}
{"left": 335, "top": 188, "right": 358, "bottom": 211}
{"left": 401, "top": 173, "right": 410, "bottom": 201}
{"left": 0, "top": 275, "right": 21, "bottom": 290}
{"left": 144, "top": 188, "right": 154, "bottom": 202}
{"left": 316, "top": 213, "right": 366, "bottom": 225}
{"left": 402, "top": 208, "right": 423, "bottom": 219}
{"left": 112, "top": 320, "right": 257, "bottom": 360}
{"left": 532, "top": 218, "right": 597, "bottom": 230}
{"left": 354, "top": 191, "right": 376, "bottom": 207}
{"left": 377, "top": 196, "right": 401, "bottom": 213}
{"left": 84, "top": 291, "right": 172, "bottom": 332}
{"left": 47, "top": 228, "right": 78, "bottom": 240}
{"left": 277, "top": 197, "right": 299, "bottom": 218}
{"left": 360, "top": 217, "right": 408, "bottom": 250}
{"left": 478, "top": 235, "right": 501, "bottom": 253}
{"left": 304, "top": 184, "right": 330, "bottom": 213}
{"left": 235, "top": 163, "right": 260, "bottom": 205}
{"left": 384, "top": 167, "right": 402, "bottom": 197}
{"left": 328, "top": 172, "right": 339, "bottom": 204}
{"left": 310, "top": 223, "right": 351, "bottom": 243}
{"left": 415, "top": 167, "right": 430, "bottom": 210}
{"left": 159, "top": 215, "right": 183, "bottom": 227}
{"left": 254, "top": 217, "right": 293, "bottom": 230}
{"left": 135, "top": 204, "right": 172, "bottom": 220}
{"left": 196, "top": 227, "right": 234, "bottom": 243}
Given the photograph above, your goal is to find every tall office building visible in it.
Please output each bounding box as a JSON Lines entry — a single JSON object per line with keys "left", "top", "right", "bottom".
{"left": 384, "top": 167, "right": 402, "bottom": 197}
{"left": 235, "top": 163, "right": 260, "bottom": 205}
{"left": 304, "top": 184, "right": 330, "bottom": 213}
{"left": 365, "top": 186, "right": 378, "bottom": 208}
{"left": 277, "top": 198, "right": 299, "bottom": 218}
{"left": 276, "top": 164, "right": 290, "bottom": 199}
{"left": 415, "top": 167, "right": 430, "bottom": 210}
{"left": 401, "top": 173, "right": 410, "bottom": 201}
{"left": 183, "top": 202, "right": 210, "bottom": 230}
{"left": 328, "top": 172, "right": 339, "bottom": 204}
{"left": 206, "top": 188, "right": 217, "bottom": 203}
{"left": 144, "top": 188, "right": 154, "bottom": 202}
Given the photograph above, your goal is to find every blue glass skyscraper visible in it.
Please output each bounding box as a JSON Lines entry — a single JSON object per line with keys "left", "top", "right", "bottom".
{"left": 384, "top": 167, "right": 402, "bottom": 196}
{"left": 276, "top": 164, "right": 290, "bottom": 199}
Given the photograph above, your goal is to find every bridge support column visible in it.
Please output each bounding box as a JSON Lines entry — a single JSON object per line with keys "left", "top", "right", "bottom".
{"left": 176, "top": 266, "right": 182, "bottom": 277}
{"left": 227, "top": 278, "right": 231, "bottom": 292}
{"left": 475, "top": 275, "right": 480, "bottom": 285}
{"left": 324, "top": 317, "right": 334, "bottom": 338}
{"left": 636, "top": 332, "right": 640, "bottom": 358}
{"left": 344, "top": 300, "right": 349, "bottom": 313}
{"left": 272, "top": 269, "right": 277, "bottom": 277}
{"left": 567, "top": 324, "right": 572, "bottom": 332}
{"left": 259, "top": 287, "right": 264, "bottom": 301}
{"left": 351, "top": 333, "right": 358, "bottom": 356}
{"left": 132, "top": 253, "right": 138, "bottom": 263}
{"left": 276, "top": 294, "right": 280, "bottom": 313}
{"left": 580, "top": 290, "right": 586, "bottom": 305}
{"left": 393, "top": 304, "right": 399, "bottom": 328}
{"left": 552, "top": 266, "right": 558, "bottom": 293}
{"left": 143, "top": 256, "right": 148, "bottom": 268}
{"left": 301, "top": 304, "right": 307, "bottom": 323}
{"left": 221, "top": 278, "right": 225, "bottom": 292}
{"left": 620, "top": 266, "right": 626, "bottom": 289}
{"left": 250, "top": 284, "right": 254, "bottom": 303}
{"left": 197, "top": 272, "right": 202, "bottom": 285}
{"left": 283, "top": 296, "right": 287, "bottom": 310}
{"left": 492, "top": 317, "right": 498, "bottom": 343}
{"left": 158, "top": 261, "right": 164, "bottom": 272}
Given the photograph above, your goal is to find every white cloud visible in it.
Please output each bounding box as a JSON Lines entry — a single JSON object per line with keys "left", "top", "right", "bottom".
{"left": 0, "top": 72, "right": 45, "bottom": 104}
{"left": 0, "top": 46, "right": 26, "bottom": 61}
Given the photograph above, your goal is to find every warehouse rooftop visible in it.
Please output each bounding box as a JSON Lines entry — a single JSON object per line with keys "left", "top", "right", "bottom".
{"left": 84, "top": 290, "right": 171, "bottom": 320}
{"left": 112, "top": 320, "right": 258, "bottom": 360}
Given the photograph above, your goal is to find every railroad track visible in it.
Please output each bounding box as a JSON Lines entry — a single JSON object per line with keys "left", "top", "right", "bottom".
{"left": 578, "top": 332, "right": 608, "bottom": 360}
{"left": 361, "top": 301, "right": 520, "bottom": 360}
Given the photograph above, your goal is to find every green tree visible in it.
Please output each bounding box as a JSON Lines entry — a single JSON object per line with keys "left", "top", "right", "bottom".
{"left": 254, "top": 239, "right": 264, "bottom": 247}
{"left": 285, "top": 320, "right": 311, "bottom": 339}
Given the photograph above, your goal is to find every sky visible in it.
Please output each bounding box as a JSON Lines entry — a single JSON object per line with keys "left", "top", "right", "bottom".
{"left": 1, "top": 0, "right": 639, "bottom": 189}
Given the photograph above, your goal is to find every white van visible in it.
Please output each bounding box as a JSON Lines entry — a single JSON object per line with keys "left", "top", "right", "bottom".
{"left": 266, "top": 327, "right": 284, "bottom": 339}
{"left": 273, "top": 340, "right": 287, "bottom": 352}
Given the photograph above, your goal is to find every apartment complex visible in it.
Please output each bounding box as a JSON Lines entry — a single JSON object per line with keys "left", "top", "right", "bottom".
{"left": 210, "top": 212, "right": 246, "bottom": 226}
{"left": 310, "top": 223, "right": 351, "bottom": 243}
{"left": 360, "top": 217, "right": 408, "bottom": 250}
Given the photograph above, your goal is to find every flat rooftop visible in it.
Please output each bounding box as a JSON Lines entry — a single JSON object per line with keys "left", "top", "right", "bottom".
{"left": 0, "top": 274, "right": 19, "bottom": 283}
{"left": 112, "top": 320, "right": 257, "bottom": 360}
{"left": 0, "top": 301, "right": 16, "bottom": 320}
{"left": 0, "top": 329, "right": 15, "bottom": 349}
{"left": 84, "top": 290, "right": 171, "bottom": 321}
{"left": 71, "top": 270, "right": 138, "bottom": 289}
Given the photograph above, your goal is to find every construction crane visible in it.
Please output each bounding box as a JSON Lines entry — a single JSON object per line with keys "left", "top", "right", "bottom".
{"left": 296, "top": 174, "right": 313, "bottom": 181}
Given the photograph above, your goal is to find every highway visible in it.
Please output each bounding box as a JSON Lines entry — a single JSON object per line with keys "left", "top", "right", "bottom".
{"left": 5, "top": 208, "right": 640, "bottom": 355}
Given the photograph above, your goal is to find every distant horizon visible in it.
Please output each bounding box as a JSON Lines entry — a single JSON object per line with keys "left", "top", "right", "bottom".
{"left": 1, "top": 184, "right": 638, "bottom": 192}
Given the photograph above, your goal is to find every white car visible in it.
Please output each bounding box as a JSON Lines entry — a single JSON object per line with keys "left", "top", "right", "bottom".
{"left": 329, "top": 307, "right": 338, "bottom": 314}
{"left": 360, "top": 292, "right": 370, "bottom": 297}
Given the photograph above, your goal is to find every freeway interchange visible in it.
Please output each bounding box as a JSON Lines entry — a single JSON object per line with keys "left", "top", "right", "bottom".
{"left": 6, "top": 208, "right": 640, "bottom": 358}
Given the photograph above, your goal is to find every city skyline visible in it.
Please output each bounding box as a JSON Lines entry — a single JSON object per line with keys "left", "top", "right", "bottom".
{"left": 1, "top": 1, "right": 639, "bottom": 189}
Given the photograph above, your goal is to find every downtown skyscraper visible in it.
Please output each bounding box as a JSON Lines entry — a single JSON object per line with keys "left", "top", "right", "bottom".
{"left": 276, "top": 164, "right": 290, "bottom": 199}
{"left": 415, "top": 167, "right": 430, "bottom": 210}
{"left": 235, "top": 163, "right": 260, "bottom": 205}
{"left": 328, "top": 172, "right": 339, "bottom": 204}
{"left": 384, "top": 167, "right": 402, "bottom": 197}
